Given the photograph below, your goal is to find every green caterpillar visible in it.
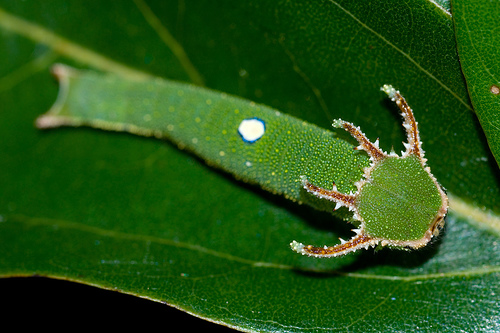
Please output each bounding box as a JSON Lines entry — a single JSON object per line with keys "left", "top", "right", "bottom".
{"left": 37, "top": 64, "right": 448, "bottom": 258}
{"left": 37, "top": 64, "right": 368, "bottom": 213}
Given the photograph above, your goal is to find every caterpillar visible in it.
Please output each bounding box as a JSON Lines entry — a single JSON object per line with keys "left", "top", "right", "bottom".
{"left": 37, "top": 64, "right": 368, "bottom": 214}
{"left": 37, "top": 64, "right": 448, "bottom": 257}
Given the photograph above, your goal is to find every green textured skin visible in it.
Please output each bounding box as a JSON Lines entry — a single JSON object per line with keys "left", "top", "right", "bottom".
{"left": 42, "top": 67, "right": 370, "bottom": 212}
{"left": 357, "top": 155, "right": 443, "bottom": 240}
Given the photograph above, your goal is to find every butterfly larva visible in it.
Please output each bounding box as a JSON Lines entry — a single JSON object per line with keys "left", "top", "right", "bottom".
{"left": 37, "top": 64, "right": 366, "bottom": 214}
{"left": 37, "top": 65, "right": 448, "bottom": 257}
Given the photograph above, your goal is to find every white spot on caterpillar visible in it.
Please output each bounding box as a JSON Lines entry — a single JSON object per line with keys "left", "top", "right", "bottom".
{"left": 245, "top": 161, "right": 252, "bottom": 167}
{"left": 238, "top": 118, "right": 265, "bottom": 143}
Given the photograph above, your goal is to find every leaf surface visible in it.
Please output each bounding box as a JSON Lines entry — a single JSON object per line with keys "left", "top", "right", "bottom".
{"left": 452, "top": 0, "right": 500, "bottom": 166}
{"left": 0, "top": 1, "right": 499, "bottom": 332}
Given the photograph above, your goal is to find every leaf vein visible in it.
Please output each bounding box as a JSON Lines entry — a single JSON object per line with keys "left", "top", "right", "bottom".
{"left": 327, "top": 0, "right": 471, "bottom": 111}
{"left": 9, "top": 213, "right": 500, "bottom": 282}
{"left": 132, "top": 0, "right": 204, "bottom": 85}
{"left": 0, "top": 7, "right": 152, "bottom": 81}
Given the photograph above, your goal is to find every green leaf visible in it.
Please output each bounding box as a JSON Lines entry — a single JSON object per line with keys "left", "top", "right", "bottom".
{"left": 1, "top": 1, "right": 499, "bottom": 332}
{"left": 452, "top": 0, "right": 500, "bottom": 167}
